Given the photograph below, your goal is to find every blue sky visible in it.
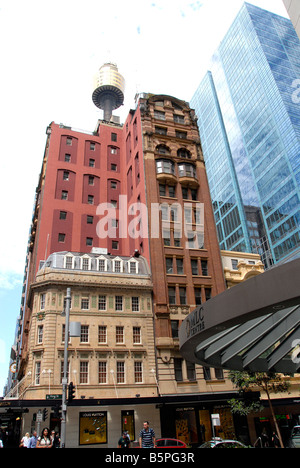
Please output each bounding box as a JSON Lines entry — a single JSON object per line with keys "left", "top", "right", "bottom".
{"left": 0, "top": 0, "right": 288, "bottom": 395}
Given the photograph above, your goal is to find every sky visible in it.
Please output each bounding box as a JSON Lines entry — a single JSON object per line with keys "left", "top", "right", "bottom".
{"left": 0, "top": 0, "right": 289, "bottom": 395}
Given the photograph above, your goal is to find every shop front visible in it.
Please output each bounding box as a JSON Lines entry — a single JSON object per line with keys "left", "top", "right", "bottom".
{"left": 158, "top": 392, "right": 249, "bottom": 448}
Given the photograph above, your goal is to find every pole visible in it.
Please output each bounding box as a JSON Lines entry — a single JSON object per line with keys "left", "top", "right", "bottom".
{"left": 60, "top": 287, "right": 71, "bottom": 448}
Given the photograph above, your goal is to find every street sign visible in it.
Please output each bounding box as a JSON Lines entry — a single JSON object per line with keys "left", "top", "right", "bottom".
{"left": 46, "top": 394, "right": 62, "bottom": 400}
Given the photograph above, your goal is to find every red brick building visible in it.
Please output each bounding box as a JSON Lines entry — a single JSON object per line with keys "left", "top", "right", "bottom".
{"left": 14, "top": 90, "right": 240, "bottom": 447}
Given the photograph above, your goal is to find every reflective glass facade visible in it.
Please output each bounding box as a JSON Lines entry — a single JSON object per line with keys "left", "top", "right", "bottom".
{"left": 191, "top": 3, "right": 300, "bottom": 267}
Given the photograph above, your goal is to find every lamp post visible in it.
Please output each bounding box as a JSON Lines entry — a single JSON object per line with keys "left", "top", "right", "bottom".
{"left": 60, "top": 287, "right": 71, "bottom": 448}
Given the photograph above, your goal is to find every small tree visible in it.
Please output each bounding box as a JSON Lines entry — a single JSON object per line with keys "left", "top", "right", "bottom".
{"left": 228, "top": 371, "right": 290, "bottom": 448}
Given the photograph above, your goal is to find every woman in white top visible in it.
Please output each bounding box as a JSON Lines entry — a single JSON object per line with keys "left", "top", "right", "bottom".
{"left": 20, "top": 432, "right": 30, "bottom": 448}
{"left": 36, "top": 428, "right": 52, "bottom": 448}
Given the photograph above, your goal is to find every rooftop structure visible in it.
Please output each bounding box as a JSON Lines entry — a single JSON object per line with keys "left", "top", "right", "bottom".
{"left": 92, "top": 63, "right": 125, "bottom": 121}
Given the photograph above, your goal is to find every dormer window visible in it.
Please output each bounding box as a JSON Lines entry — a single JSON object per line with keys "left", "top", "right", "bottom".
{"left": 64, "top": 254, "right": 74, "bottom": 269}
{"left": 97, "top": 256, "right": 108, "bottom": 272}
{"left": 113, "top": 257, "right": 123, "bottom": 273}
{"left": 128, "top": 259, "right": 138, "bottom": 274}
{"left": 81, "top": 255, "right": 91, "bottom": 271}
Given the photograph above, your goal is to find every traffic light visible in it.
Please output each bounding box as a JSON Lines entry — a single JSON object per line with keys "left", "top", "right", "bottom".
{"left": 68, "top": 382, "right": 76, "bottom": 403}
{"left": 42, "top": 408, "right": 48, "bottom": 421}
{"left": 51, "top": 405, "right": 61, "bottom": 419}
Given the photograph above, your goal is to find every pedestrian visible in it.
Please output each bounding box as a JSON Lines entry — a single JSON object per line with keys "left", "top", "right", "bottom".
{"left": 118, "top": 431, "right": 131, "bottom": 448}
{"left": 28, "top": 430, "right": 38, "bottom": 448}
{"left": 272, "top": 431, "right": 280, "bottom": 448}
{"left": 261, "top": 428, "right": 269, "bottom": 448}
{"left": 139, "top": 421, "right": 155, "bottom": 448}
{"left": 19, "top": 432, "right": 30, "bottom": 448}
{"left": 36, "top": 428, "right": 52, "bottom": 448}
{"left": 50, "top": 430, "right": 61, "bottom": 448}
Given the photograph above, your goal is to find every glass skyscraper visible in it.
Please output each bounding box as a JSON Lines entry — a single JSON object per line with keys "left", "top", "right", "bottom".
{"left": 191, "top": 2, "right": 300, "bottom": 267}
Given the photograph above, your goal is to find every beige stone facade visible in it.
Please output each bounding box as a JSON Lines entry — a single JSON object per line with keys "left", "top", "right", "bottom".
{"left": 221, "top": 250, "right": 265, "bottom": 288}
{"left": 21, "top": 252, "right": 157, "bottom": 401}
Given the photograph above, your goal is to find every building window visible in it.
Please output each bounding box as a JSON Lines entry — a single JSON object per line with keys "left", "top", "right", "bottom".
{"left": 171, "top": 320, "right": 179, "bottom": 339}
{"left": 58, "top": 233, "right": 66, "bottom": 243}
{"left": 89, "top": 158, "right": 95, "bottom": 167}
{"left": 87, "top": 215, "right": 94, "bottom": 224}
{"left": 174, "top": 358, "right": 183, "bottom": 382}
{"left": 174, "top": 232, "right": 181, "bottom": 247}
{"left": 191, "top": 188, "right": 198, "bottom": 201}
{"left": 35, "top": 362, "right": 41, "bottom": 385}
{"left": 88, "top": 195, "right": 94, "bottom": 204}
{"left": 168, "top": 287, "right": 176, "bottom": 305}
{"left": 40, "top": 293, "right": 46, "bottom": 310}
{"left": 98, "top": 258, "right": 106, "bottom": 272}
{"left": 176, "top": 258, "right": 184, "bottom": 274}
{"left": 174, "top": 114, "right": 185, "bottom": 124}
{"left": 37, "top": 325, "right": 43, "bottom": 344}
{"left": 65, "top": 256, "right": 73, "bottom": 269}
{"left": 133, "top": 327, "right": 141, "bottom": 344}
{"left": 163, "top": 230, "right": 171, "bottom": 246}
{"left": 215, "top": 368, "right": 224, "bottom": 380}
{"left": 98, "top": 326, "right": 107, "bottom": 343}
{"left": 82, "top": 257, "right": 90, "bottom": 271}
{"left": 65, "top": 153, "right": 71, "bottom": 162}
{"left": 111, "top": 180, "right": 117, "bottom": 189}
{"left": 111, "top": 132, "right": 117, "bottom": 142}
{"left": 63, "top": 171, "right": 69, "bottom": 180}
{"left": 175, "top": 130, "right": 187, "bottom": 139}
{"left": 115, "top": 296, "right": 123, "bottom": 311}
{"left": 111, "top": 163, "right": 117, "bottom": 171}
{"left": 156, "top": 159, "right": 175, "bottom": 174}
{"left": 179, "top": 287, "right": 187, "bottom": 305}
{"left": 112, "top": 240, "right": 119, "bottom": 250}
{"left": 194, "top": 288, "right": 202, "bottom": 306}
{"left": 66, "top": 137, "right": 72, "bottom": 146}
{"left": 154, "top": 110, "right": 165, "bottom": 120}
{"left": 98, "top": 361, "right": 107, "bottom": 384}
{"left": 86, "top": 237, "right": 93, "bottom": 246}
{"left": 186, "top": 361, "right": 196, "bottom": 381}
{"left": 117, "top": 361, "right": 125, "bottom": 383}
{"left": 98, "top": 295, "right": 106, "bottom": 311}
{"left": 90, "top": 142, "right": 95, "bottom": 151}
{"left": 168, "top": 185, "right": 176, "bottom": 198}
{"left": 129, "top": 261, "right": 138, "bottom": 274}
{"left": 81, "top": 297, "right": 89, "bottom": 310}
{"left": 114, "top": 259, "right": 122, "bottom": 272}
{"left": 178, "top": 163, "right": 196, "bottom": 178}
{"left": 134, "top": 362, "right": 143, "bottom": 383}
{"left": 88, "top": 176, "right": 94, "bottom": 185}
{"left": 60, "top": 211, "right": 67, "bottom": 220}
{"left": 231, "top": 259, "right": 239, "bottom": 270}
{"left": 80, "top": 325, "right": 89, "bottom": 343}
{"left": 116, "top": 326, "right": 124, "bottom": 344}
{"left": 159, "top": 184, "right": 166, "bottom": 196}
{"left": 166, "top": 257, "right": 173, "bottom": 274}
{"left": 61, "top": 190, "right": 68, "bottom": 200}
{"left": 80, "top": 361, "right": 88, "bottom": 384}
{"left": 205, "top": 288, "right": 211, "bottom": 301}
{"left": 132, "top": 296, "right": 139, "bottom": 312}
{"left": 201, "top": 260, "right": 208, "bottom": 276}
{"left": 203, "top": 367, "right": 211, "bottom": 380}
{"left": 191, "top": 259, "right": 198, "bottom": 275}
